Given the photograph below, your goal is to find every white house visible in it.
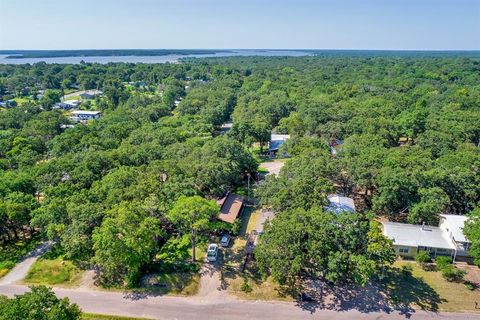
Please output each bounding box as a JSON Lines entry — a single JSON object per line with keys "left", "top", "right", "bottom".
{"left": 70, "top": 110, "right": 102, "bottom": 123}
{"left": 382, "top": 214, "right": 471, "bottom": 261}
{"left": 439, "top": 214, "right": 470, "bottom": 258}
{"left": 325, "top": 194, "right": 356, "bottom": 214}
{"left": 55, "top": 100, "right": 81, "bottom": 110}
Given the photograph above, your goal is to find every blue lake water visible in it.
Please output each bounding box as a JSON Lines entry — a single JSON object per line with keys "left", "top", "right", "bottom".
{"left": 0, "top": 50, "right": 312, "bottom": 64}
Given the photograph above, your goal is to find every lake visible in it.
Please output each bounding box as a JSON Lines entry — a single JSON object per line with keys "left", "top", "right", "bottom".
{"left": 0, "top": 50, "right": 312, "bottom": 64}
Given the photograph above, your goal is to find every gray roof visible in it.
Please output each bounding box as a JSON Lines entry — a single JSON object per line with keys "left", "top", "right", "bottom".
{"left": 382, "top": 221, "right": 455, "bottom": 249}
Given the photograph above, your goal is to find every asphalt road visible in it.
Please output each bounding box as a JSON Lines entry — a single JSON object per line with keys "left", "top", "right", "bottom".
{"left": 1, "top": 284, "right": 479, "bottom": 320}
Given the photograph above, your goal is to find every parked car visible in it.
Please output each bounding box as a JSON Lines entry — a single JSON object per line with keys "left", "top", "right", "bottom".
{"left": 207, "top": 243, "right": 218, "bottom": 262}
{"left": 220, "top": 234, "right": 231, "bottom": 247}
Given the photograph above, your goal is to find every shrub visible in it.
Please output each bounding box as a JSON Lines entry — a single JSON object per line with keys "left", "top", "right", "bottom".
{"left": 441, "top": 265, "right": 466, "bottom": 282}
{"left": 465, "top": 281, "right": 476, "bottom": 291}
{"left": 240, "top": 278, "right": 252, "bottom": 293}
{"left": 401, "top": 264, "right": 413, "bottom": 277}
{"left": 435, "top": 256, "right": 452, "bottom": 270}
{"left": 415, "top": 251, "right": 431, "bottom": 269}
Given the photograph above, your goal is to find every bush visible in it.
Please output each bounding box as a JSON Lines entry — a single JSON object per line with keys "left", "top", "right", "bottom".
{"left": 240, "top": 278, "right": 252, "bottom": 293}
{"left": 441, "top": 265, "right": 466, "bottom": 282}
{"left": 465, "top": 281, "right": 476, "bottom": 291}
{"left": 435, "top": 256, "right": 452, "bottom": 270}
{"left": 415, "top": 251, "right": 431, "bottom": 269}
{"left": 401, "top": 264, "right": 413, "bottom": 277}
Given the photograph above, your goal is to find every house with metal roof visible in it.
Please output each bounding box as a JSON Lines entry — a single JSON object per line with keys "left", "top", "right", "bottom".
{"left": 69, "top": 110, "right": 102, "bottom": 123}
{"left": 381, "top": 214, "right": 471, "bottom": 261}
{"left": 325, "top": 194, "right": 356, "bottom": 214}
{"left": 268, "top": 134, "right": 290, "bottom": 155}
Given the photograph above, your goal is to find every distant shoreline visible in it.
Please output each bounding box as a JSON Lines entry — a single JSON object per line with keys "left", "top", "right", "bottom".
{"left": 1, "top": 49, "right": 233, "bottom": 59}
{"left": 1, "top": 49, "right": 480, "bottom": 59}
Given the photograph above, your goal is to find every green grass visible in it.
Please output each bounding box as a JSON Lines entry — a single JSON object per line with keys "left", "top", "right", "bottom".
{"left": 391, "top": 261, "right": 480, "bottom": 312}
{"left": 0, "top": 235, "right": 42, "bottom": 279}
{"left": 141, "top": 272, "right": 200, "bottom": 296}
{"left": 83, "top": 314, "right": 152, "bottom": 320}
{"left": 23, "top": 245, "right": 83, "bottom": 287}
{"left": 13, "top": 97, "right": 31, "bottom": 105}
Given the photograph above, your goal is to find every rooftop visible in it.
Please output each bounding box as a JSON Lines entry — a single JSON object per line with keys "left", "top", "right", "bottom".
{"left": 269, "top": 134, "right": 290, "bottom": 152}
{"left": 382, "top": 221, "right": 455, "bottom": 249}
{"left": 439, "top": 214, "right": 469, "bottom": 243}
{"left": 326, "top": 194, "right": 356, "bottom": 214}
{"left": 217, "top": 193, "right": 244, "bottom": 224}
{"left": 71, "top": 110, "right": 101, "bottom": 115}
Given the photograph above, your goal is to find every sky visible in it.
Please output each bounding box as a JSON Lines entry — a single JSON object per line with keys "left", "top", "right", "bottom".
{"left": 0, "top": 0, "right": 479, "bottom": 50}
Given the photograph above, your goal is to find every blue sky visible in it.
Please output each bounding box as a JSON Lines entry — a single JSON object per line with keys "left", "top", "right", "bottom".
{"left": 0, "top": 0, "right": 478, "bottom": 50}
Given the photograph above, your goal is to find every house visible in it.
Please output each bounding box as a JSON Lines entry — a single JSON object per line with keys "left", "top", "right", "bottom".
{"left": 325, "top": 194, "right": 356, "bottom": 214}
{"left": 439, "top": 214, "right": 470, "bottom": 258}
{"left": 269, "top": 134, "right": 290, "bottom": 155}
{"left": 216, "top": 193, "right": 245, "bottom": 224}
{"left": 381, "top": 214, "right": 471, "bottom": 261}
{"left": 79, "top": 90, "right": 103, "bottom": 100}
{"left": 0, "top": 99, "right": 16, "bottom": 108}
{"left": 54, "top": 100, "right": 81, "bottom": 110}
{"left": 69, "top": 110, "right": 102, "bottom": 122}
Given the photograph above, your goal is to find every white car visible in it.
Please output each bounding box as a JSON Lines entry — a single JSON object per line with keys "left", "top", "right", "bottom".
{"left": 206, "top": 243, "right": 218, "bottom": 262}
{"left": 220, "top": 234, "right": 231, "bottom": 247}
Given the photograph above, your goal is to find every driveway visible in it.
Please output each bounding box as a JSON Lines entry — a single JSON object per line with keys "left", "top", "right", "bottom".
{"left": 0, "top": 241, "right": 52, "bottom": 286}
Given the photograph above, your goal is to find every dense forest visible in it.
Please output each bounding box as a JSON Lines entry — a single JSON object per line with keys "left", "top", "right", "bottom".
{"left": 0, "top": 55, "right": 479, "bottom": 288}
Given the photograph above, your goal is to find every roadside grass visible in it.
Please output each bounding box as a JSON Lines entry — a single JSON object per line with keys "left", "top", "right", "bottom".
{"left": 23, "top": 245, "right": 83, "bottom": 287}
{"left": 141, "top": 272, "right": 200, "bottom": 296}
{"left": 0, "top": 235, "right": 42, "bottom": 279}
{"left": 391, "top": 261, "right": 480, "bottom": 312}
{"left": 83, "top": 313, "right": 152, "bottom": 320}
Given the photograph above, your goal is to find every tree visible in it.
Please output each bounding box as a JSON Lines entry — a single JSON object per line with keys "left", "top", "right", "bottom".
{"left": 92, "top": 202, "right": 161, "bottom": 287}
{"left": 166, "top": 196, "right": 219, "bottom": 262}
{"left": 464, "top": 208, "right": 480, "bottom": 266}
{"left": 40, "top": 89, "right": 61, "bottom": 109}
{"left": 408, "top": 187, "right": 449, "bottom": 225}
{"left": 256, "top": 208, "right": 395, "bottom": 291}
{"left": 0, "top": 285, "right": 81, "bottom": 320}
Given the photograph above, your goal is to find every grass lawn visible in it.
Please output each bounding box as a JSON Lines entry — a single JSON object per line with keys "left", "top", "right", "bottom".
{"left": 13, "top": 97, "right": 31, "bottom": 105}
{"left": 392, "top": 261, "right": 480, "bottom": 312}
{"left": 83, "top": 314, "right": 152, "bottom": 320}
{"left": 23, "top": 245, "right": 83, "bottom": 287}
{"left": 0, "top": 235, "right": 42, "bottom": 279}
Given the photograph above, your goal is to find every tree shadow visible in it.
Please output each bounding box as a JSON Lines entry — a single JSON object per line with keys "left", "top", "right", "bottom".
{"left": 293, "top": 267, "right": 445, "bottom": 318}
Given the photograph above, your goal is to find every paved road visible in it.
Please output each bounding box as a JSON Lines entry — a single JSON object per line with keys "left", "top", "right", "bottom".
{"left": 1, "top": 242, "right": 479, "bottom": 319}
{"left": 1, "top": 284, "right": 479, "bottom": 320}
{"left": 0, "top": 242, "right": 52, "bottom": 286}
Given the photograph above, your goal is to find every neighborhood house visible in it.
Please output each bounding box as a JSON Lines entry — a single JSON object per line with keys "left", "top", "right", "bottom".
{"left": 80, "top": 90, "right": 103, "bottom": 99}
{"left": 325, "top": 194, "right": 356, "bottom": 214}
{"left": 217, "top": 193, "right": 244, "bottom": 224}
{"left": 269, "top": 134, "right": 290, "bottom": 155}
{"left": 70, "top": 110, "right": 102, "bottom": 122}
{"left": 55, "top": 100, "right": 81, "bottom": 110}
{"left": 381, "top": 214, "right": 470, "bottom": 261}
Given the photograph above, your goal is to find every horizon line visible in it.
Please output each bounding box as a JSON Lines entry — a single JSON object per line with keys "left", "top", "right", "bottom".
{"left": 1, "top": 48, "right": 480, "bottom": 52}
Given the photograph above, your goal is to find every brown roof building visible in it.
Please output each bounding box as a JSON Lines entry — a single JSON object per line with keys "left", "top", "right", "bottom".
{"left": 217, "top": 193, "right": 244, "bottom": 224}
